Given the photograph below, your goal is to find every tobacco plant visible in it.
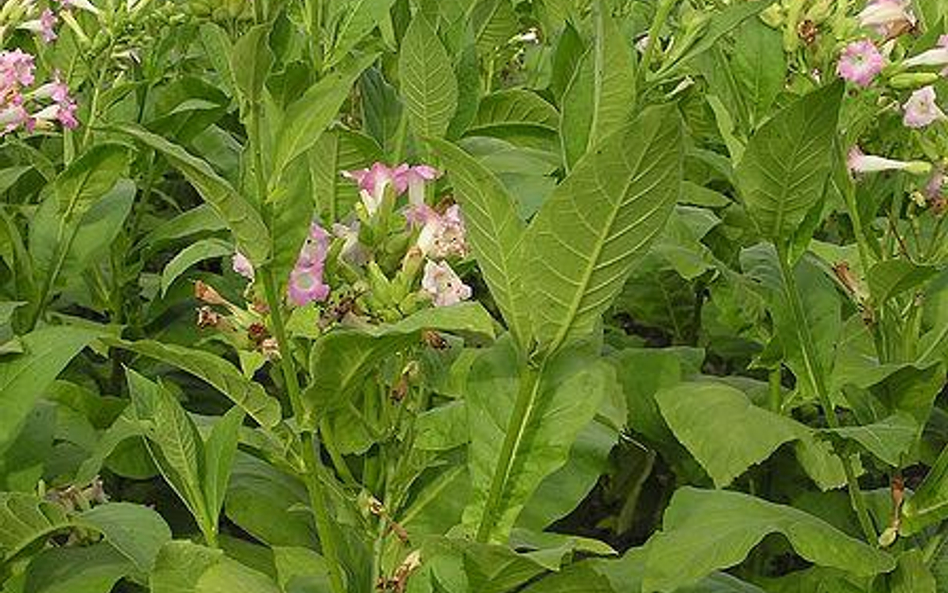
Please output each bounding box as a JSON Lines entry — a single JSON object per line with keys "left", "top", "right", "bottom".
{"left": 3, "top": 0, "right": 948, "bottom": 591}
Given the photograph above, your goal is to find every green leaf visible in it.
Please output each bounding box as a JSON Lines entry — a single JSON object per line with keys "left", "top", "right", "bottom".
{"left": 0, "top": 326, "right": 100, "bottom": 449}
{"left": 53, "top": 144, "right": 129, "bottom": 222}
{"left": 732, "top": 18, "right": 786, "bottom": 127}
{"left": 428, "top": 138, "right": 530, "bottom": 346}
{"left": 160, "top": 238, "right": 232, "bottom": 296}
{"left": 469, "top": 90, "right": 560, "bottom": 136}
{"left": 127, "top": 370, "right": 208, "bottom": 533}
{"left": 110, "top": 123, "right": 270, "bottom": 265}
{"left": 736, "top": 83, "right": 843, "bottom": 243}
{"left": 272, "top": 546, "right": 331, "bottom": 592}
{"left": 0, "top": 492, "right": 70, "bottom": 561}
{"left": 150, "top": 541, "right": 281, "bottom": 593}
{"left": 890, "top": 550, "right": 936, "bottom": 593}
{"left": 527, "top": 103, "right": 684, "bottom": 355}
{"left": 140, "top": 204, "right": 227, "bottom": 255}
{"left": 642, "top": 488, "right": 895, "bottom": 591}
{"left": 902, "top": 441, "right": 948, "bottom": 535}
{"left": 560, "top": 4, "right": 636, "bottom": 168}
{"left": 203, "top": 406, "right": 245, "bottom": 524}
{"left": 868, "top": 259, "right": 940, "bottom": 304}
{"left": 23, "top": 543, "right": 132, "bottom": 593}
{"left": 399, "top": 14, "right": 459, "bottom": 139}
{"left": 110, "top": 339, "right": 280, "bottom": 428}
{"left": 328, "top": 0, "right": 396, "bottom": 68}
{"left": 821, "top": 413, "right": 918, "bottom": 467}
{"left": 77, "top": 503, "right": 172, "bottom": 576}
{"left": 271, "top": 52, "right": 379, "bottom": 183}
{"left": 231, "top": 25, "right": 273, "bottom": 107}
{"left": 464, "top": 338, "right": 614, "bottom": 543}
{"left": 519, "top": 562, "right": 614, "bottom": 593}
{"left": 303, "top": 303, "right": 494, "bottom": 423}
{"left": 656, "top": 381, "right": 808, "bottom": 488}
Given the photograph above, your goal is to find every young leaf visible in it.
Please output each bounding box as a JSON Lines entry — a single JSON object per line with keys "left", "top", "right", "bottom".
{"left": 732, "top": 18, "right": 786, "bottom": 127}
{"left": 110, "top": 123, "right": 271, "bottom": 266}
{"left": 270, "top": 52, "right": 379, "bottom": 183}
{"left": 527, "top": 103, "right": 684, "bottom": 356}
{"left": 428, "top": 138, "right": 531, "bottom": 347}
{"left": 327, "top": 0, "right": 396, "bottom": 68}
{"left": 399, "top": 14, "right": 459, "bottom": 139}
{"left": 560, "top": 4, "right": 636, "bottom": 168}
{"left": 111, "top": 339, "right": 281, "bottom": 428}
{"left": 202, "top": 406, "right": 246, "bottom": 524}
{"left": 736, "top": 83, "right": 843, "bottom": 243}
{"left": 642, "top": 488, "right": 895, "bottom": 591}
{"left": 0, "top": 326, "right": 100, "bottom": 449}
{"left": 464, "top": 338, "right": 614, "bottom": 543}
{"left": 159, "top": 238, "right": 232, "bottom": 296}
{"left": 231, "top": 25, "right": 273, "bottom": 107}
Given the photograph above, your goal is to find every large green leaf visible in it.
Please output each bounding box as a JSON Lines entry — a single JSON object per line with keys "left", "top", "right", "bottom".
{"left": 150, "top": 540, "right": 281, "bottom": 593}
{"left": 111, "top": 123, "right": 270, "bottom": 265}
{"left": 527, "top": 103, "right": 684, "bottom": 355}
{"left": 0, "top": 326, "right": 100, "bottom": 449}
{"left": 23, "top": 544, "right": 132, "bottom": 593}
{"left": 0, "top": 492, "right": 70, "bottom": 560}
{"left": 736, "top": 83, "right": 843, "bottom": 243}
{"left": 463, "top": 338, "right": 614, "bottom": 543}
{"left": 303, "top": 303, "right": 494, "bottom": 423}
{"left": 560, "top": 4, "right": 636, "bottom": 168}
{"left": 868, "top": 259, "right": 940, "bottom": 304}
{"left": 642, "top": 488, "right": 895, "bottom": 591}
{"left": 731, "top": 18, "right": 785, "bottom": 127}
{"left": 270, "top": 52, "right": 379, "bottom": 183}
{"left": 822, "top": 413, "right": 917, "bottom": 467}
{"left": 656, "top": 381, "right": 808, "bottom": 488}
{"left": 110, "top": 339, "right": 281, "bottom": 428}
{"left": 429, "top": 138, "right": 530, "bottom": 346}
{"left": 76, "top": 502, "right": 172, "bottom": 576}
{"left": 399, "top": 14, "right": 458, "bottom": 139}
{"left": 53, "top": 144, "right": 129, "bottom": 222}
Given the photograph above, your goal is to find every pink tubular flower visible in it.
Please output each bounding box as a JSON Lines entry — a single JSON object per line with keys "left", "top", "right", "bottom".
{"left": 232, "top": 251, "right": 254, "bottom": 281}
{"left": 837, "top": 40, "right": 885, "bottom": 87}
{"left": 287, "top": 222, "right": 332, "bottom": 306}
{"left": 903, "top": 35, "right": 948, "bottom": 76}
{"left": 903, "top": 86, "right": 946, "bottom": 128}
{"left": 0, "top": 49, "right": 36, "bottom": 93}
{"left": 342, "top": 163, "right": 401, "bottom": 216}
{"left": 0, "top": 104, "right": 31, "bottom": 136}
{"left": 925, "top": 168, "right": 945, "bottom": 200}
{"left": 421, "top": 260, "right": 471, "bottom": 307}
{"left": 847, "top": 146, "right": 931, "bottom": 175}
{"left": 415, "top": 204, "right": 468, "bottom": 259}
{"left": 19, "top": 9, "right": 58, "bottom": 43}
{"left": 394, "top": 165, "right": 440, "bottom": 206}
{"left": 857, "top": 0, "right": 915, "bottom": 37}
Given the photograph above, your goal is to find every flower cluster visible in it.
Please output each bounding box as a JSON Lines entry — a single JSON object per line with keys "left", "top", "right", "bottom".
{"left": 287, "top": 222, "right": 331, "bottom": 307}
{"left": 0, "top": 50, "right": 78, "bottom": 135}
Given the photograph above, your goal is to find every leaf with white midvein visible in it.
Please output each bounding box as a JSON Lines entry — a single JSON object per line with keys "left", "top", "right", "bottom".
{"left": 429, "top": 138, "right": 531, "bottom": 347}
{"left": 736, "top": 83, "right": 843, "bottom": 243}
{"left": 399, "top": 14, "right": 458, "bottom": 139}
{"left": 527, "top": 103, "right": 684, "bottom": 356}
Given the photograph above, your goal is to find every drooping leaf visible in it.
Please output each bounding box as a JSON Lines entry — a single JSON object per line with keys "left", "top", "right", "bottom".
{"left": 429, "top": 138, "right": 530, "bottom": 346}
{"left": 111, "top": 339, "right": 281, "bottom": 428}
{"left": 821, "top": 413, "right": 918, "bottom": 467}
{"left": 736, "top": 83, "right": 843, "bottom": 243}
{"left": 160, "top": 238, "right": 232, "bottom": 296}
{"left": 464, "top": 337, "right": 614, "bottom": 543}
{"left": 399, "top": 14, "right": 458, "bottom": 139}
{"left": 642, "top": 488, "right": 895, "bottom": 591}
{"left": 303, "top": 303, "right": 494, "bottom": 423}
{"left": 0, "top": 326, "right": 100, "bottom": 449}
{"left": 110, "top": 123, "right": 271, "bottom": 265}
{"left": 271, "top": 52, "right": 379, "bottom": 182}
{"left": 527, "top": 103, "right": 684, "bottom": 355}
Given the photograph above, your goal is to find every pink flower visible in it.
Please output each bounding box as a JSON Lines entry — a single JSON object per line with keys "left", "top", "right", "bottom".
{"left": 925, "top": 169, "right": 945, "bottom": 200}
{"left": 903, "top": 35, "right": 948, "bottom": 76}
{"left": 903, "top": 86, "right": 946, "bottom": 128}
{"left": 20, "top": 9, "right": 58, "bottom": 43}
{"left": 847, "top": 146, "right": 931, "bottom": 175}
{"left": 0, "top": 49, "right": 36, "bottom": 93}
{"left": 857, "top": 0, "right": 915, "bottom": 37}
{"left": 297, "top": 222, "right": 331, "bottom": 267}
{"left": 415, "top": 204, "right": 468, "bottom": 259}
{"left": 837, "top": 40, "right": 885, "bottom": 87}
{"left": 342, "top": 163, "right": 401, "bottom": 216}
{"left": 232, "top": 251, "right": 254, "bottom": 281}
{"left": 394, "top": 165, "right": 440, "bottom": 206}
{"left": 421, "top": 260, "right": 471, "bottom": 307}
{"left": 287, "top": 264, "right": 330, "bottom": 306}
{"left": 0, "top": 104, "right": 31, "bottom": 136}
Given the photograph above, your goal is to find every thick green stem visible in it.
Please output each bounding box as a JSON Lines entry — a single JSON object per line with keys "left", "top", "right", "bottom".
{"left": 475, "top": 365, "right": 540, "bottom": 543}
{"left": 776, "top": 245, "right": 877, "bottom": 544}
{"left": 261, "top": 272, "right": 347, "bottom": 593}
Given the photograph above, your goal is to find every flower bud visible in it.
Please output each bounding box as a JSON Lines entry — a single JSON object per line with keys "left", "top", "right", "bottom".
{"left": 889, "top": 72, "right": 941, "bottom": 89}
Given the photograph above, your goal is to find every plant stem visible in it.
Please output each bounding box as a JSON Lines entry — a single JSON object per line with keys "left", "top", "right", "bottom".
{"left": 776, "top": 245, "right": 877, "bottom": 544}
{"left": 261, "top": 271, "right": 347, "bottom": 593}
{"left": 638, "top": 0, "right": 677, "bottom": 93}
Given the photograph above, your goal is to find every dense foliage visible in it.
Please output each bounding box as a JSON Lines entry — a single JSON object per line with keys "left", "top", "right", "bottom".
{"left": 2, "top": 0, "right": 948, "bottom": 591}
